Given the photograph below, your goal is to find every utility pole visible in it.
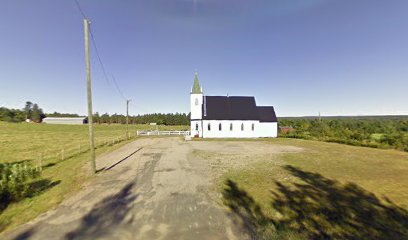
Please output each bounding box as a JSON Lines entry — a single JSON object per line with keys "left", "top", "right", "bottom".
{"left": 126, "top": 99, "right": 131, "bottom": 139}
{"left": 84, "top": 19, "right": 96, "bottom": 174}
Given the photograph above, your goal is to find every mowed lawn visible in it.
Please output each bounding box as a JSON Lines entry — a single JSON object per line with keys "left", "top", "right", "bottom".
{"left": 218, "top": 138, "right": 408, "bottom": 239}
{"left": 0, "top": 122, "right": 188, "bottom": 233}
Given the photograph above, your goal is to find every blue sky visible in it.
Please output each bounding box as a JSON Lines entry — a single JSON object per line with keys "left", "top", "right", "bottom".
{"left": 0, "top": 0, "right": 407, "bottom": 117}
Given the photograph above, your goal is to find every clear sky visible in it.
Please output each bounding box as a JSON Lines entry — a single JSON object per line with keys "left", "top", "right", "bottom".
{"left": 0, "top": 0, "right": 407, "bottom": 117}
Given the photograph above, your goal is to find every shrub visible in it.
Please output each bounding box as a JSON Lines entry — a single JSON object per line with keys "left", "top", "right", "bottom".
{"left": 0, "top": 162, "right": 41, "bottom": 210}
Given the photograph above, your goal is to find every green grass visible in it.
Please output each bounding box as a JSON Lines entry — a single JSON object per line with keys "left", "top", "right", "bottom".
{"left": 214, "top": 138, "right": 408, "bottom": 239}
{"left": 0, "top": 122, "right": 188, "bottom": 164}
{"left": 0, "top": 122, "right": 189, "bottom": 233}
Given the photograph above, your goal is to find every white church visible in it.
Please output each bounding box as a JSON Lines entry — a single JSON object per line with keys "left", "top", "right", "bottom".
{"left": 190, "top": 73, "right": 278, "bottom": 138}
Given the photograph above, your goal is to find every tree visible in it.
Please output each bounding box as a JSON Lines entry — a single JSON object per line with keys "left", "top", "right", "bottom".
{"left": 31, "top": 104, "right": 44, "bottom": 123}
{"left": 94, "top": 112, "right": 100, "bottom": 124}
{"left": 24, "top": 101, "right": 33, "bottom": 120}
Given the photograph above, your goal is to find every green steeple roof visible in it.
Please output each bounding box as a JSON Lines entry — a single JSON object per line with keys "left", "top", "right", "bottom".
{"left": 191, "top": 72, "right": 202, "bottom": 94}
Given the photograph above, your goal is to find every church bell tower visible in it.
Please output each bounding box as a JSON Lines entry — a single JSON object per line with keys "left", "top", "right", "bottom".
{"left": 190, "top": 72, "right": 203, "bottom": 137}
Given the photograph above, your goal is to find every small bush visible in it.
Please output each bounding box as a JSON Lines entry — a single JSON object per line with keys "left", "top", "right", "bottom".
{"left": 0, "top": 162, "right": 41, "bottom": 210}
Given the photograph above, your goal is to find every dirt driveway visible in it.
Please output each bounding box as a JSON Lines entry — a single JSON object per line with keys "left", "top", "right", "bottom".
{"left": 5, "top": 137, "right": 300, "bottom": 240}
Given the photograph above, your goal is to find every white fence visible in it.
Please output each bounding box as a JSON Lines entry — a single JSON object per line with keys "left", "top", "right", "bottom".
{"left": 136, "top": 130, "right": 190, "bottom": 136}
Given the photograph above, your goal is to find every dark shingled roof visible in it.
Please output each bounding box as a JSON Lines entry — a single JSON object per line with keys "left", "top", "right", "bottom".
{"left": 258, "top": 106, "right": 278, "bottom": 122}
{"left": 202, "top": 96, "right": 277, "bottom": 122}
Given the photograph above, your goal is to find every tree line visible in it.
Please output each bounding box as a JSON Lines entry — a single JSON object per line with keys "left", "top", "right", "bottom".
{"left": 0, "top": 102, "right": 190, "bottom": 126}
{"left": 279, "top": 117, "right": 408, "bottom": 152}
{"left": 0, "top": 101, "right": 45, "bottom": 123}
{"left": 92, "top": 112, "right": 190, "bottom": 125}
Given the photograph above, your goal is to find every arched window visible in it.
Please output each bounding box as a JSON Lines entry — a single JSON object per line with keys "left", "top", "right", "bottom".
{"left": 230, "top": 123, "right": 233, "bottom": 131}
{"left": 208, "top": 123, "right": 211, "bottom": 131}
{"left": 195, "top": 123, "right": 199, "bottom": 131}
{"left": 195, "top": 98, "right": 199, "bottom": 106}
{"left": 252, "top": 123, "right": 255, "bottom": 131}
{"left": 219, "top": 123, "right": 222, "bottom": 131}
{"left": 241, "top": 123, "right": 244, "bottom": 131}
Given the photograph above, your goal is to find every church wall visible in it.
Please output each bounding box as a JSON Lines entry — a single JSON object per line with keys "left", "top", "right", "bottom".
{"left": 202, "top": 120, "right": 259, "bottom": 138}
{"left": 199, "top": 120, "right": 278, "bottom": 138}
{"left": 255, "top": 122, "right": 278, "bottom": 138}
{"left": 190, "top": 120, "right": 203, "bottom": 137}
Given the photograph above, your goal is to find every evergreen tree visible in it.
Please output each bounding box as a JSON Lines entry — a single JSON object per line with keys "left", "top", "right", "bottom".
{"left": 31, "top": 104, "right": 44, "bottom": 123}
{"left": 24, "top": 101, "right": 33, "bottom": 120}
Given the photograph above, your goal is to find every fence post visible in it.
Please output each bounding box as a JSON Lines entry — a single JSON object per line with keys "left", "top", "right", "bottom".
{"left": 61, "top": 149, "right": 64, "bottom": 161}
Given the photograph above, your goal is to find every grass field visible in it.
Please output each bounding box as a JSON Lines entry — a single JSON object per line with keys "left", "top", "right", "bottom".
{"left": 0, "top": 122, "right": 188, "bottom": 164}
{"left": 0, "top": 122, "right": 188, "bottom": 233}
{"left": 209, "top": 138, "right": 408, "bottom": 239}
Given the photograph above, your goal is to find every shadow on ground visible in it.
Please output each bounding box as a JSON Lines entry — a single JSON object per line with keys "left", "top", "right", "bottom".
{"left": 64, "top": 182, "right": 138, "bottom": 240}
{"left": 222, "top": 165, "right": 408, "bottom": 239}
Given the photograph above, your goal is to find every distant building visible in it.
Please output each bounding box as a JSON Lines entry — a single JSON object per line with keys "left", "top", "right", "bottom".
{"left": 190, "top": 73, "right": 278, "bottom": 138}
{"left": 42, "top": 117, "right": 87, "bottom": 125}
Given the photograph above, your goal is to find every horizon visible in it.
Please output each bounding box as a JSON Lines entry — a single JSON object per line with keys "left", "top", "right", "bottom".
{"left": 1, "top": 1, "right": 407, "bottom": 117}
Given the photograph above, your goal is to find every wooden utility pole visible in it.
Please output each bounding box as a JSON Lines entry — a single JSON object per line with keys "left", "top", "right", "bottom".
{"left": 84, "top": 19, "right": 96, "bottom": 174}
{"left": 126, "top": 99, "right": 131, "bottom": 139}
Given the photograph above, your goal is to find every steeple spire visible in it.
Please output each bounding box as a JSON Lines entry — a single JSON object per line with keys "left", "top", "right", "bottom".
{"left": 191, "top": 72, "right": 203, "bottom": 94}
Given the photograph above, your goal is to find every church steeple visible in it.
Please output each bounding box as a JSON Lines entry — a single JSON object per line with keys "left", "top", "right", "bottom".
{"left": 191, "top": 72, "right": 203, "bottom": 94}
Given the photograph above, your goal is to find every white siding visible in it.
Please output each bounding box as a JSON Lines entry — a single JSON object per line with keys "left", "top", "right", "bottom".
{"left": 190, "top": 93, "right": 203, "bottom": 120}
{"left": 200, "top": 120, "right": 277, "bottom": 138}
{"left": 190, "top": 120, "right": 203, "bottom": 137}
{"left": 255, "top": 122, "right": 278, "bottom": 138}
{"left": 43, "top": 117, "right": 86, "bottom": 125}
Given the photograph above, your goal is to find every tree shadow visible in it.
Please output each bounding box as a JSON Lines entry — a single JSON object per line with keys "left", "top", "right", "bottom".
{"left": 11, "top": 227, "right": 36, "bottom": 240}
{"left": 64, "top": 182, "right": 138, "bottom": 240}
{"left": 222, "top": 179, "right": 276, "bottom": 239}
{"left": 222, "top": 165, "right": 408, "bottom": 239}
{"left": 27, "top": 179, "right": 61, "bottom": 197}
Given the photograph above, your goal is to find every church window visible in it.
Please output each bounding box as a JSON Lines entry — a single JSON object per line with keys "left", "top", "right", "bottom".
{"left": 195, "top": 98, "right": 199, "bottom": 106}
{"left": 195, "top": 123, "right": 199, "bottom": 131}
{"left": 230, "top": 123, "right": 233, "bottom": 131}
{"left": 252, "top": 123, "right": 255, "bottom": 131}
{"left": 208, "top": 123, "right": 211, "bottom": 131}
{"left": 241, "top": 123, "right": 244, "bottom": 131}
{"left": 219, "top": 123, "right": 222, "bottom": 131}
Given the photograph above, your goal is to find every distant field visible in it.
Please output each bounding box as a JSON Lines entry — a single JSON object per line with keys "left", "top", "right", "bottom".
{"left": 195, "top": 138, "right": 408, "bottom": 239}
{"left": 0, "top": 122, "right": 188, "bottom": 233}
{"left": 0, "top": 122, "right": 189, "bottom": 164}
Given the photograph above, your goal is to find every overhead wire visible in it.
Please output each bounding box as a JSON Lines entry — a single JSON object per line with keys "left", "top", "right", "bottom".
{"left": 111, "top": 75, "right": 127, "bottom": 100}
{"left": 88, "top": 27, "right": 115, "bottom": 89}
{"left": 74, "top": 0, "right": 87, "bottom": 19}
{"left": 73, "top": 0, "right": 128, "bottom": 101}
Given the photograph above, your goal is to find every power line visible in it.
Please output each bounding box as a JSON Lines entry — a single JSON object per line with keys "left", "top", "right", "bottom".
{"left": 89, "top": 26, "right": 115, "bottom": 89}
{"left": 111, "top": 75, "right": 126, "bottom": 100}
{"left": 74, "top": 0, "right": 87, "bottom": 19}
{"left": 73, "top": 0, "right": 128, "bottom": 101}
